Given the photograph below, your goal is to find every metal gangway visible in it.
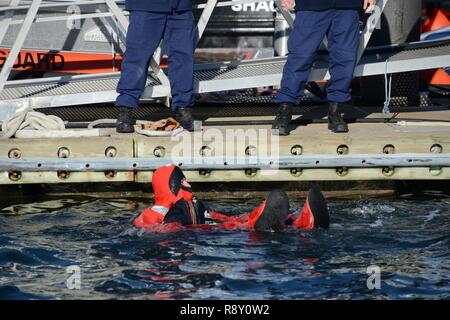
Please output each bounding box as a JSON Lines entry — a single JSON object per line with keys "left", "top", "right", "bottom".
{"left": 0, "top": 0, "right": 449, "bottom": 115}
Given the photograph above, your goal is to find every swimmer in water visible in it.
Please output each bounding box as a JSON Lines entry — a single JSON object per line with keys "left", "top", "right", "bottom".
{"left": 134, "top": 164, "right": 330, "bottom": 232}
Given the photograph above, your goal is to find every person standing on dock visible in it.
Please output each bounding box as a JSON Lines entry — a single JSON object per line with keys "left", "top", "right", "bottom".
{"left": 272, "top": 0, "right": 377, "bottom": 136}
{"left": 115, "top": 0, "right": 198, "bottom": 133}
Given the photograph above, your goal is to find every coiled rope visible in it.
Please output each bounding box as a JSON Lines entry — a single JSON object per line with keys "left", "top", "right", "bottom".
{"left": 0, "top": 108, "right": 65, "bottom": 139}
{"left": 0, "top": 108, "right": 183, "bottom": 139}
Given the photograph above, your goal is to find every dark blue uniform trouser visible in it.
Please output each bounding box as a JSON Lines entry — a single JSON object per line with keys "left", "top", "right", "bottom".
{"left": 275, "top": 9, "right": 360, "bottom": 104}
{"left": 116, "top": 10, "right": 196, "bottom": 111}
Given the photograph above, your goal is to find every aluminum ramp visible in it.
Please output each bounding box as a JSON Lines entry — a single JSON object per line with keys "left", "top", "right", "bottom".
{"left": 0, "top": 38, "right": 449, "bottom": 109}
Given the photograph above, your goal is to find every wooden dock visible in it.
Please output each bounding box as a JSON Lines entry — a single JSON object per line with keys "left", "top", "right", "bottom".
{"left": 1, "top": 107, "right": 450, "bottom": 186}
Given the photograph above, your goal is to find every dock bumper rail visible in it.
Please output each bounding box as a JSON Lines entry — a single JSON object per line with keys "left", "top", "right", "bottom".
{"left": 1, "top": 154, "right": 450, "bottom": 171}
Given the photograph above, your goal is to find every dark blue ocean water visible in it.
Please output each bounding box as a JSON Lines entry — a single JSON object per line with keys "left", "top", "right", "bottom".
{"left": 0, "top": 194, "right": 449, "bottom": 300}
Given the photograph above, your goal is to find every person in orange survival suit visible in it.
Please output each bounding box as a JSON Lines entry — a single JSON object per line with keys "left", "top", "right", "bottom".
{"left": 134, "top": 164, "right": 330, "bottom": 232}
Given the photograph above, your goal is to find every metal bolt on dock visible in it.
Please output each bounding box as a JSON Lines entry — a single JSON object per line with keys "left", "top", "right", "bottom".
{"left": 57, "top": 147, "right": 70, "bottom": 158}
{"left": 290, "top": 168, "right": 303, "bottom": 177}
{"left": 337, "top": 145, "right": 349, "bottom": 155}
{"left": 153, "top": 146, "right": 166, "bottom": 158}
{"left": 8, "top": 148, "right": 21, "bottom": 159}
{"left": 336, "top": 167, "right": 349, "bottom": 176}
{"left": 291, "top": 145, "right": 303, "bottom": 156}
{"left": 383, "top": 145, "right": 396, "bottom": 154}
{"left": 8, "top": 171, "right": 21, "bottom": 181}
{"left": 57, "top": 171, "right": 70, "bottom": 180}
{"left": 105, "top": 147, "right": 117, "bottom": 158}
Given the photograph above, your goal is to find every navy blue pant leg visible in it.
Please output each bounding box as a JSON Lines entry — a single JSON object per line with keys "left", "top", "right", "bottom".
{"left": 326, "top": 9, "right": 360, "bottom": 103}
{"left": 275, "top": 9, "right": 360, "bottom": 105}
{"left": 116, "top": 11, "right": 167, "bottom": 109}
{"left": 164, "top": 10, "right": 196, "bottom": 110}
{"left": 275, "top": 10, "right": 332, "bottom": 105}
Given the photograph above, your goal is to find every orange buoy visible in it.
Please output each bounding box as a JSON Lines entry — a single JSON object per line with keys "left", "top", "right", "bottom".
{"left": 430, "top": 68, "right": 450, "bottom": 86}
{"left": 422, "top": 9, "right": 450, "bottom": 33}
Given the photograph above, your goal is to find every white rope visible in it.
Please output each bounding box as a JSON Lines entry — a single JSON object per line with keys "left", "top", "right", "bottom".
{"left": 0, "top": 108, "right": 66, "bottom": 139}
{"left": 87, "top": 118, "right": 116, "bottom": 129}
{"left": 383, "top": 58, "right": 392, "bottom": 114}
{"left": 134, "top": 126, "right": 184, "bottom": 137}
{"left": 396, "top": 121, "right": 450, "bottom": 127}
{"left": 1, "top": 111, "right": 182, "bottom": 139}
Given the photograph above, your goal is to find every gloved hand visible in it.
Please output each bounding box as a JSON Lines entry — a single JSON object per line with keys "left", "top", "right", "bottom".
{"left": 364, "top": 0, "right": 377, "bottom": 13}
{"left": 280, "top": 0, "right": 295, "bottom": 11}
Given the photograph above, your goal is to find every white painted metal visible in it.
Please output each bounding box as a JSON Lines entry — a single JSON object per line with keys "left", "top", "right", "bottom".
{"left": 357, "top": 0, "right": 388, "bottom": 62}
{"left": 0, "top": 0, "right": 114, "bottom": 12}
{"left": 1, "top": 38, "right": 449, "bottom": 110}
{"left": 0, "top": 0, "right": 41, "bottom": 91}
{"left": 0, "top": 0, "right": 21, "bottom": 45}
{"left": 2, "top": 153, "right": 450, "bottom": 171}
{"left": 274, "top": 0, "right": 294, "bottom": 29}
{"left": 196, "top": 0, "right": 219, "bottom": 44}
{"left": 1, "top": 0, "right": 449, "bottom": 113}
{"left": 103, "top": 0, "right": 170, "bottom": 89}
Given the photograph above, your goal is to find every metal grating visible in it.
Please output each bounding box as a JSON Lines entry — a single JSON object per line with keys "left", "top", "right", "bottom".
{"left": 38, "top": 102, "right": 322, "bottom": 122}
{"left": 1, "top": 40, "right": 449, "bottom": 104}
{"left": 0, "top": 76, "right": 161, "bottom": 100}
{"left": 193, "top": 60, "right": 285, "bottom": 82}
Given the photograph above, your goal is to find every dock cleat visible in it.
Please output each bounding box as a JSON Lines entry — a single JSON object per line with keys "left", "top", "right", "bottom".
{"left": 328, "top": 102, "right": 349, "bottom": 133}
{"left": 272, "top": 102, "right": 294, "bottom": 136}
{"left": 116, "top": 107, "right": 136, "bottom": 133}
{"left": 249, "top": 190, "right": 290, "bottom": 232}
{"left": 291, "top": 186, "right": 330, "bottom": 230}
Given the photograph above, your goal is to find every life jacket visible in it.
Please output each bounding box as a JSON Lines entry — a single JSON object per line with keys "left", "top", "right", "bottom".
{"left": 134, "top": 164, "right": 205, "bottom": 228}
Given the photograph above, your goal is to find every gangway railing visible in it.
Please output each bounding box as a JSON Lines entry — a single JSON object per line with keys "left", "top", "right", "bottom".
{"left": 0, "top": 0, "right": 385, "bottom": 89}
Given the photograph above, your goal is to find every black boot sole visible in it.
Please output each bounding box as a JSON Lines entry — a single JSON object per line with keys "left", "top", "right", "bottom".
{"left": 307, "top": 186, "right": 330, "bottom": 229}
{"left": 181, "top": 126, "right": 195, "bottom": 132}
{"left": 328, "top": 123, "right": 349, "bottom": 133}
{"left": 116, "top": 125, "right": 135, "bottom": 134}
{"left": 271, "top": 128, "right": 290, "bottom": 136}
{"left": 254, "top": 190, "right": 290, "bottom": 232}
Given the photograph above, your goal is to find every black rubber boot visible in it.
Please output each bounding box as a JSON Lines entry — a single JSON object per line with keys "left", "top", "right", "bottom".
{"left": 175, "top": 107, "right": 198, "bottom": 132}
{"left": 307, "top": 186, "right": 330, "bottom": 229}
{"left": 116, "top": 107, "right": 136, "bottom": 133}
{"left": 328, "top": 102, "right": 349, "bottom": 133}
{"left": 254, "top": 190, "right": 290, "bottom": 232}
{"left": 272, "top": 102, "right": 294, "bottom": 136}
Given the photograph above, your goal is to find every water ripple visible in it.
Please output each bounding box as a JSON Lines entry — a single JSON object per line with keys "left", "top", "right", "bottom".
{"left": 0, "top": 196, "right": 448, "bottom": 299}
